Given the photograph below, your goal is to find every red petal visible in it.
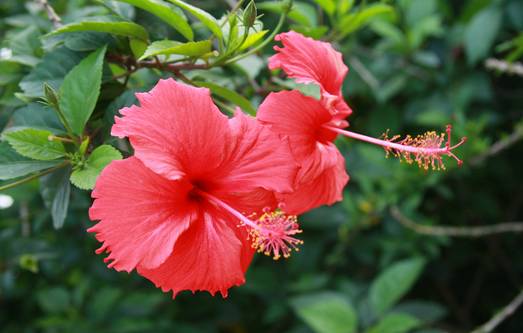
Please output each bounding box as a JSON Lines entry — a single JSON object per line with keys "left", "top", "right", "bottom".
{"left": 137, "top": 206, "right": 252, "bottom": 298}
{"left": 257, "top": 90, "right": 339, "bottom": 181}
{"left": 269, "top": 31, "right": 351, "bottom": 116}
{"left": 216, "top": 187, "right": 278, "bottom": 217}
{"left": 89, "top": 157, "right": 195, "bottom": 272}
{"left": 280, "top": 150, "right": 349, "bottom": 215}
{"left": 112, "top": 79, "right": 231, "bottom": 181}
{"left": 215, "top": 111, "right": 298, "bottom": 194}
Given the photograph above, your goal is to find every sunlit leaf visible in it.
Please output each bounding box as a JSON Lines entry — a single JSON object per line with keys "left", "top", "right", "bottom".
{"left": 313, "top": 0, "right": 336, "bottom": 16}
{"left": 139, "top": 40, "right": 212, "bottom": 60}
{"left": 239, "top": 30, "right": 268, "bottom": 51}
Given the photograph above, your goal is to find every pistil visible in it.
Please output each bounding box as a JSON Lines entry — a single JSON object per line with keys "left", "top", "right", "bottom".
{"left": 325, "top": 124, "right": 467, "bottom": 170}
{"left": 196, "top": 190, "right": 303, "bottom": 260}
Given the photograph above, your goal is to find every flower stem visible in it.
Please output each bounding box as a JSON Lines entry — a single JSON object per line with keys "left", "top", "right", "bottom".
{"left": 223, "top": 0, "right": 293, "bottom": 65}
{"left": 0, "top": 161, "right": 69, "bottom": 192}
{"left": 48, "top": 135, "right": 75, "bottom": 143}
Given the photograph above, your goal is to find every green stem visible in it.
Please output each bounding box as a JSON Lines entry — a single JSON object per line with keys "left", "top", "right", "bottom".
{"left": 391, "top": 206, "right": 523, "bottom": 237}
{"left": 48, "top": 135, "right": 75, "bottom": 143}
{"left": 52, "top": 105, "right": 77, "bottom": 144}
{"left": 0, "top": 161, "right": 69, "bottom": 192}
{"left": 214, "top": 26, "right": 251, "bottom": 66}
{"left": 470, "top": 288, "right": 523, "bottom": 333}
{"left": 223, "top": 0, "right": 292, "bottom": 65}
{"left": 220, "top": 0, "right": 246, "bottom": 28}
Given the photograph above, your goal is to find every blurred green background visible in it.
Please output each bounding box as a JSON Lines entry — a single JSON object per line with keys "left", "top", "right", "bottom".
{"left": 1, "top": 0, "right": 523, "bottom": 332}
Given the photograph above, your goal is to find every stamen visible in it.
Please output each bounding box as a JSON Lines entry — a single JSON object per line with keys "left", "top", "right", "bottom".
{"left": 381, "top": 125, "right": 467, "bottom": 170}
{"left": 196, "top": 190, "right": 303, "bottom": 260}
{"left": 325, "top": 124, "right": 467, "bottom": 170}
{"left": 246, "top": 208, "right": 303, "bottom": 260}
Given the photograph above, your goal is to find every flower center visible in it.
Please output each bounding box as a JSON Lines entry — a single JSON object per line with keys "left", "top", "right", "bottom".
{"left": 187, "top": 180, "right": 211, "bottom": 202}
{"left": 194, "top": 189, "right": 303, "bottom": 260}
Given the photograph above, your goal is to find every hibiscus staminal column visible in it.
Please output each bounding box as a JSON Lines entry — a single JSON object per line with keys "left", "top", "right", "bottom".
{"left": 325, "top": 124, "right": 467, "bottom": 170}
{"left": 196, "top": 189, "right": 303, "bottom": 260}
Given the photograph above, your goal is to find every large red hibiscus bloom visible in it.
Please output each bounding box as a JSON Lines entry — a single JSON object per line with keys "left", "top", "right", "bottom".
{"left": 89, "top": 79, "right": 300, "bottom": 297}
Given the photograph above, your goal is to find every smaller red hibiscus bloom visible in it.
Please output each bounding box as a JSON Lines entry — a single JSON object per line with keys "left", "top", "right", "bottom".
{"left": 260, "top": 31, "right": 466, "bottom": 214}
{"left": 269, "top": 30, "right": 352, "bottom": 119}
{"left": 259, "top": 30, "right": 353, "bottom": 214}
{"left": 89, "top": 79, "right": 301, "bottom": 297}
{"left": 258, "top": 90, "right": 349, "bottom": 215}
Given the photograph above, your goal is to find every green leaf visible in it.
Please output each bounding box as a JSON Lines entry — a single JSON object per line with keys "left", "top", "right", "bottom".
{"left": 313, "top": 0, "right": 336, "bottom": 16}
{"left": 40, "top": 167, "right": 71, "bottom": 229}
{"left": 366, "top": 313, "right": 421, "bottom": 333}
{"left": 0, "top": 61, "right": 22, "bottom": 85}
{"left": 19, "top": 47, "right": 85, "bottom": 98}
{"left": 64, "top": 31, "right": 114, "bottom": 51}
{"left": 8, "top": 25, "right": 41, "bottom": 67}
{"left": 337, "top": 0, "right": 355, "bottom": 16}
{"left": 369, "top": 258, "right": 426, "bottom": 315}
{"left": 3, "top": 128, "right": 66, "bottom": 161}
{"left": 394, "top": 301, "right": 447, "bottom": 324}
{"left": 194, "top": 81, "right": 256, "bottom": 116}
{"left": 338, "top": 4, "right": 394, "bottom": 37}
{"left": 47, "top": 21, "right": 149, "bottom": 41}
{"left": 290, "top": 292, "right": 357, "bottom": 333}
{"left": 258, "top": 1, "right": 316, "bottom": 26}
{"left": 0, "top": 142, "right": 61, "bottom": 180}
{"left": 59, "top": 46, "right": 107, "bottom": 136}
{"left": 464, "top": 6, "right": 502, "bottom": 65}
{"left": 109, "top": 0, "right": 193, "bottom": 40}
{"left": 139, "top": 40, "right": 212, "bottom": 60}
{"left": 167, "top": 0, "right": 222, "bottom": 40}
{"left": 11, "top": 104, "right": 65, "bottom": 134}
{"left": 70, "top": 145, "right": 122, "bottom": 190}
{"left": 129, "top": 38, "right": 148, "bottom": 58}
{"left": 239, "top": 30, "right": 268, "bottom": 51}
{"left": 37, "top": 288, "right": 71, "bottom": 314}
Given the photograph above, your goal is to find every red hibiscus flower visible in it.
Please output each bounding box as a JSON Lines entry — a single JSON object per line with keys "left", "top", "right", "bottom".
{"left": 258, "top": 31, "right": 352, "bottom": 214}
{"left": 259, "top": 31, "right": 466, "bottom": 214}
{"left": 258, "top": 90, "right": 349, "bottom": 214}
{"left": 89, "top": 79, "right": 301, "bottom": 297}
